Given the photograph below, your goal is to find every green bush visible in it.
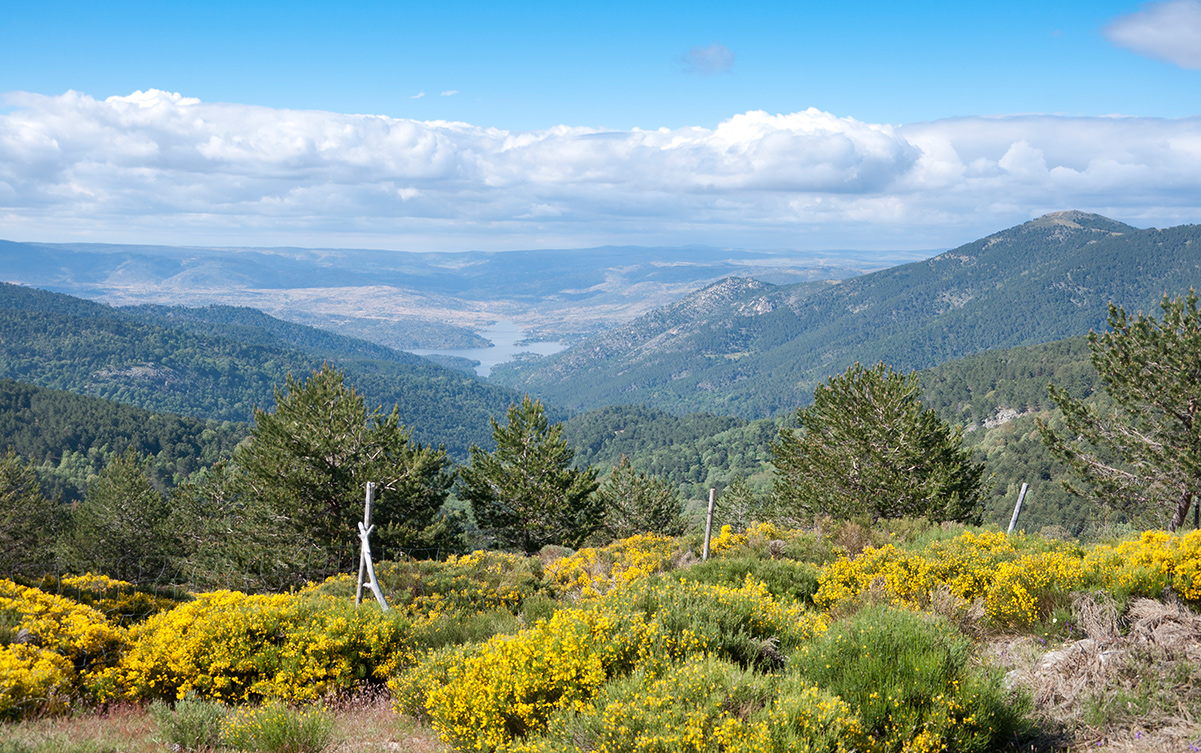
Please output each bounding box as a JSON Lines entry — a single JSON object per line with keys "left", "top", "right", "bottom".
{"left": 680, "top": 556, "right": 820, "bottom": 605}
{"left": 789, "top": 605, "right": 1028, "bottom": 752}
{"left": 221, "top": 702, "right": 335, "bottom": 753}
{"left": 407, "top": 607, "right": 521, "bottom": 652}
{"left": 518, "top": 655, "right": 873, "bottom": 753}
{"left": 150, "top": 692, "right": 228, "bottom": 751}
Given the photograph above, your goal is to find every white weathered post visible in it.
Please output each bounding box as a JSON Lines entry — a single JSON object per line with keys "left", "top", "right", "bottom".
{"left": 702, "top": 488, "right": 716, "bottom": 561}
{"left": 1006, "top": 482, "right": 1029, "bottom": 535}
{"left": 355, "top": 482, "right": 390, "bottom": 611}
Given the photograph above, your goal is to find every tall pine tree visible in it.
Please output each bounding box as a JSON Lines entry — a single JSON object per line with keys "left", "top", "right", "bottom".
{"left": 459, "top": 396, "right": 600, "bottom": 553}
{"left": 1039, "top": 292, "right": 1201, "bottom": 531}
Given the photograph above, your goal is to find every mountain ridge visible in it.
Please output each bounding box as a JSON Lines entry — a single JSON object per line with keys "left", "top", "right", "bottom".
{"left": 491, "top": 211, "right": 1198, "bottom": 417}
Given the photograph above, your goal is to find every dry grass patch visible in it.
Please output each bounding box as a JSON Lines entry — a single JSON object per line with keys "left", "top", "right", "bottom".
{"left": 0, "top": 693, "right": 449, "bottom": 753}
{"left": 1, "top": 703, "right": 159, "bottom": 753}
{"left": 994, "top": 594, "right": 1201, "bottom": 752}
{"left": 326, "top": 688, "right": 449, "bottom": 753}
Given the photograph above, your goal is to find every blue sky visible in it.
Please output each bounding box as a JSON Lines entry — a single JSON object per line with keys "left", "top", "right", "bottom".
{"left": 2, "top": 0, "right": 1200, "bottom": 253}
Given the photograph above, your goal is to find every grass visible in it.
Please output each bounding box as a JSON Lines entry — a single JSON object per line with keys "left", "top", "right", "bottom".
{"left": 0, "top": 693, "right": 450, "bottom": 753}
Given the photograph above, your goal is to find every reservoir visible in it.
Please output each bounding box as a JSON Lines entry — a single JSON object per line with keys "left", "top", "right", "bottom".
{"left": 406, "top": 320, "right": 566, "bottom": 378}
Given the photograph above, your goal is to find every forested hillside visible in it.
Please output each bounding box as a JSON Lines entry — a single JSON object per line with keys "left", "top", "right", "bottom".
{"left": 557, "top": 334, "right": 1109, "bottom": 534}
{"left": 0, "top": 283, "right": 522, "bottom": 456}
{"left": 0, "top": 379, "right": 245, "bottom": 502}
{"left": 562, "top": 404, "right": 779, "bottom": 499}
{"left": 493, "top": 212, "right": 1200, "bottom": 417}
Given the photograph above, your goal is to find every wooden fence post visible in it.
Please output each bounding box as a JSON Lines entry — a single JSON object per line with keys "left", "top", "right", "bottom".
{"left": 1006, "top": 482, "right": 1029, "bottom": 535}
{"left": 702, "top": 488, "right": 716, "bottom": 561}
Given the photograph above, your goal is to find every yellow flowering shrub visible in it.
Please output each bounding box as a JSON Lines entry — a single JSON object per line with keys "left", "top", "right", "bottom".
{"left": 0, "top": 579, "right": 125, "bottom": 719}
{"left": 814, "top": 531, "right": 1088, "bottom": 627}
{"left": 545, "top": 534, "right": 678, "bottom": 600}
{"left": 1084, "top": 529, "right": 1201, "bottom": 602}
{"left": 397, "top": 574, "right": 828, "bottom": 750}
{"left": 35, "top": 573, "right": 184, "bottom": 626}
{"left": 312, "top": 551, "right": 545, "bottom": 620}
{"left": 511, "top": 656, "right": 873, "bottom": 753}
{"left": 111, "top": 589, "right": 409, "bottom": 703}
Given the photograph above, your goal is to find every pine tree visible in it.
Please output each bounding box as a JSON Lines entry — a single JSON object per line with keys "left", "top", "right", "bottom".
{"left": 0, "top": 450, "right": 61, "bottom": 577}
{"left": 720, "top": 477, "right": 768, "bottom": 532}
{"left": 238, "top": 364, "right": 456, "bottom": 558}
{"left": 64, "top": 449, "right": 173, "bottom": 584}
{"left": 459, "top": 396, "right": 600, "bottom": 553}
{"left": 772, "top": 362, "right": 985, "bottom": 524}
{"left": 171, "top": 365, "right": 457, "bottom": 590}
{"left": 596, "top": 455, "right": 687, "bottom": 541}
{"left": 1039, "top": 292, "right": 1201, "bottom": 531}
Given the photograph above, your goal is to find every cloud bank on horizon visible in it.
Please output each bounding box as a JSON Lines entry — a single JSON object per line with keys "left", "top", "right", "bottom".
{"left": 1, "top": 88, "right": 1200, "bottom": 252}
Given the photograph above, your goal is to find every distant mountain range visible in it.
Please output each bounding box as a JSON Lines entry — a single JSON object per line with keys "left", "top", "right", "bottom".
{"left": 491, "top": 211, "right": 1201, "bottom": 417}
{"left": 0, "top": 238, "right": 889, "bottom": 350}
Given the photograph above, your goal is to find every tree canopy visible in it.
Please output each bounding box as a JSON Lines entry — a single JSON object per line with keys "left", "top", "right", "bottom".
{"left": 459, "top": 396, "right": 600, "bottom": 553}
{"left": 772, "top": 362, "right": 985, "bottom": 524}
{"left": 595, "top": 455, "right": 687, "bottom": 541}
{"left": 1039, "top": 292, "right": 1201, "bottom": 531}
{"left": 171, "top": 365, "right": 458, "bottom": 590}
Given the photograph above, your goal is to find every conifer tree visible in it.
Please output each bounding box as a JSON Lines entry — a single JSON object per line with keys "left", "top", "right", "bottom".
{"left": 64, "top": 449, "right": 173, "bottom": 584}
{"left": 772, "top": 362, "right": 985, "bottom": 524}
{"left": 596, "top": 455, "right": 687, "bottom": 541}
{"left": 1039, "top": 292, "right": 1201, "bottom": 531}
{"left": 459, "top": 396, "right": 600, "bottom": 553}
{"left": 0, "top": 450, "right": 61, "bottom": 577}
{"left": 720, "top": 477, "right": 768, "bottom": 532}
{"left": 171, "top": 365, "right": 458, "bottom": 590}
{"left": 238, "top": 364, "right": 456, "bottom": 558}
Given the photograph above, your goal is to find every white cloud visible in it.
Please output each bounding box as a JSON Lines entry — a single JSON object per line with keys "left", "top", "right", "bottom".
{"left": 411, "top": 91, "right": 426, "bottom": 99}
{"left": 1, "top": 89, "right": 1200, "bottom": 250}
{"left": 1105, "top": 0, "right": 1201, "bottom": 69}
{"left": 440, "top": 90, "right": 459, "bottom": 97}
{"left": 677, "top": 42, "right": 735, "bottom": 75}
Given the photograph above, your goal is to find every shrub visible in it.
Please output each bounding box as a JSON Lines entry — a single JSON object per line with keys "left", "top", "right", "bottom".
{"left": 544, "top": 533, "right": 679, "bottom": 600}
{"left": 150, "top": 692, "right": 228, "bottom": 751}
{"left": 814, "top": 531, "right": 1090, "bottom": 627}
{"left": 394, "top": 574, "right": 828, "bottom": 750}
{"left": 222, "top": 701, "right": 335, "bottom": 753}
{"left": 680, "top": 556, "right": 820, "bottom": 605}
{"left": 0, "top": 579, "right": 125, "bottom": 719}
{"left": 790, "top": 605, "right": 1028, "bottom": 752}
{"left": 35, "top": 573, "right": 185, "bottom": 627}
{"left": 1083, "top": 529, "right": 1201, "bottom": 603}
{"left": 112, "top": 589, "right": 409, "bottom": 703}
{"left": 512, "top": 655, "right": 872, "bottom": 753}
{"left": 312, "top": 551, "right": 546, "bottom": 618}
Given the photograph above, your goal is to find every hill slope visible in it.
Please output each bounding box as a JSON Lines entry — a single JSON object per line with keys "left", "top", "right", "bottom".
{"left": 0, "top": 379, "right": 246, "bottom": 501}
{"left": 492, "top": 212, "right": 1199, "bottom": 417}
{"left": 0, "top": 284, "right": 523, "bottom": 456}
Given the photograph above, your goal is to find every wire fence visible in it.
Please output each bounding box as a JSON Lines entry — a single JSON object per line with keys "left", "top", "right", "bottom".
{"left": 13, "top": 541, "right": 463, "bottom": 597}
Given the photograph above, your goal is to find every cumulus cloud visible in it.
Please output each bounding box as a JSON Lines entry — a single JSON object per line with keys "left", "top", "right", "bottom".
{"left": 1, "top": 89, "right": 1200, "bottom": 250}
{"left": 677, "top": 42, "right": 735, "bottom": 75}
{"left": 1105, "top": 0, "right": 1201, "bottom": 69}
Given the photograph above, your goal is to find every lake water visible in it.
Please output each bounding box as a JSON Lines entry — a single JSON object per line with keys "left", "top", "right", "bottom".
{"left": 406, "top": 320, "right": 566, "bottom": 378}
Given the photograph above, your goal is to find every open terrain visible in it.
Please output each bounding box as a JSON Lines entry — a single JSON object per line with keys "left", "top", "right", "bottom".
{"left": 0, "top": 240, "right": 892, "bottom": 351}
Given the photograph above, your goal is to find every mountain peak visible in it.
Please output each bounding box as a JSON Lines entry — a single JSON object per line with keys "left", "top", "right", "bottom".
{"left": 1023, "top": 210, "right": 1133, "bottom": 235}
